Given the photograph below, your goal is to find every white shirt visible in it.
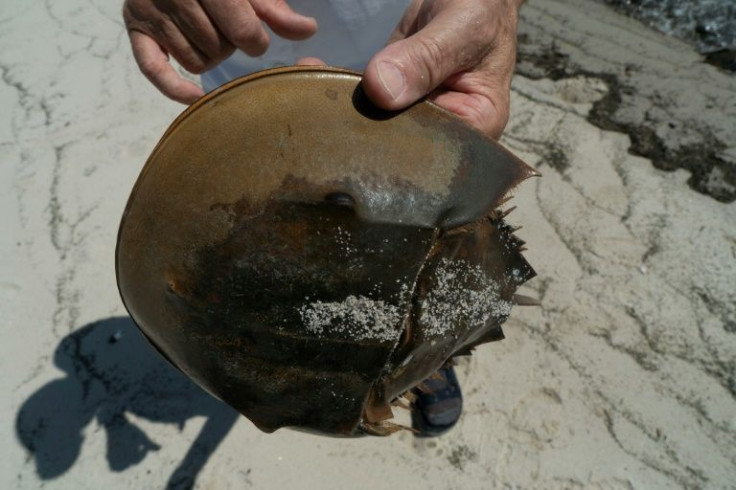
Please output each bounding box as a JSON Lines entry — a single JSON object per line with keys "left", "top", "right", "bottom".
{"left": 202, "top": 0, "right": 413, "bottom": 91}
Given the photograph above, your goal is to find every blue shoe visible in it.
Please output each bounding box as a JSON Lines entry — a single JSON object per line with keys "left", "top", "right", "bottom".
{"left": 411, "top": 365, "right": 463, "bottom": 437}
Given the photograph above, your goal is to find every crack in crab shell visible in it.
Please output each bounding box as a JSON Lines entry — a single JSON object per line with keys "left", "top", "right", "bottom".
{"left": 379, "top": 214, "right": 536, "bottom": 405}
{"left": 116, "top": 66, "right": 537, "bottom": 436}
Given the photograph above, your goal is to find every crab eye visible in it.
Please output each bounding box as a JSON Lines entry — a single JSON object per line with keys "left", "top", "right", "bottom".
{"left": 324, "top": 192, "right": 355, "bottom": 209}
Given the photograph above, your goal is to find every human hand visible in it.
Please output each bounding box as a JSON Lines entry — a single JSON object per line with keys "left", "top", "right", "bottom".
{"left": 362, "top": 0, "right": 524, "bottom": 140}
{"left": 123, "top": 0, "right": 317, "bottom": 103}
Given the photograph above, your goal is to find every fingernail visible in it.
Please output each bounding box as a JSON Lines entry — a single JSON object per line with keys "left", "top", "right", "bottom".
{"left": 377, "top": 61, "right": 405, "bottom": 101}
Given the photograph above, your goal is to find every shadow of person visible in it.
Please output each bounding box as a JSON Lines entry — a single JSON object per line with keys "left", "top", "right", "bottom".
{"left": 16, "top": 316, "right": 240, "bottom": 489}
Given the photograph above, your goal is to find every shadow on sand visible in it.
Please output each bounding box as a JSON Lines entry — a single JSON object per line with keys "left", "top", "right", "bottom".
{"left": 16, "top": 316, "right": 240, "bottom": 489}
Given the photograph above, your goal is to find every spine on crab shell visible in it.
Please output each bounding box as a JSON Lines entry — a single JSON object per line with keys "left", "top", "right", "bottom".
{"left": 391, "top": 398, "right": 411, "bottom": 410}
{"left": 500, "top": 206, "right": 517, "bottom": 218}
{"left": 497, "top": 195, "right": 513, "bottom": 206}
{"left": 452, "top": 346, "right": 476, "bottom": 357}
{"left": 513, "top": 294, "right": 541, "bottom": 306}
{"left": 401, "top": 391, "right": 417, "bottom": 404}
{"left": 414, "top": 382, "right": 433, "bottom": 394}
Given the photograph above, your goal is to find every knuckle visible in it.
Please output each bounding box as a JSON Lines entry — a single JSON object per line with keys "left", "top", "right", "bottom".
{"left": 229, "top": 22, "right": 266, "bottom": 50}
{"left": 210, "top": 44, "right": 236, "bottom": 64}
{"left": 413, "top": 36, "right": 446, "bottom": 74}
{"left": 138, "top": 56, "right": 163, "bottom": 79}
{"left": 122, "top": 1, "right": 158, "bottom": 34}
{"left": 486, "top": 97, "right": 510, "bottom": 139}
{"left": 405, "top": 36, "right": 452, "bottom": 91}
{"left": 489, "top": 116, "right": 509, "bottom": 139}
{"left": 122, "top": 3, "right": 133, "bottom": 24}
{"left": 180, "top": 56, "right": 207, "bottom": 74}
{"left": 252, "top": 0, "right": 287, "bottom": 16}
{"left": 461, "top": 92, "right": 509, "bottom": 139}
{"left": 122, "top": 0, "right": 142, "bottom": 24}
{"left": 197, "top": 37, "right": 227, "bottom": 60}
{"left": 467, "top": 105, "right": 491, "bottom": 134}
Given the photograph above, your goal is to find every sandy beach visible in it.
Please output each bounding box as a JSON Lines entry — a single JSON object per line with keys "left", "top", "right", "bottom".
{"left": 1, "top": 0, "right": 734, "bottom": 488}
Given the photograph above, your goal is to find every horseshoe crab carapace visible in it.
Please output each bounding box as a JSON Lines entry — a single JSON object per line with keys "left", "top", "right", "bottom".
{"left": 116, "top": 66, "right": 538, "bottom": 436}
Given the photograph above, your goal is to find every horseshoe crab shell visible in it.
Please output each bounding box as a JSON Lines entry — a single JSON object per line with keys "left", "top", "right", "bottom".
{"left": 116, "top": 66, "right": 537, "bottom": 436}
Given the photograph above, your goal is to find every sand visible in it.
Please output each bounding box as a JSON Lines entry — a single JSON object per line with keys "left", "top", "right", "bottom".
{"left": 1, "top": 0, "right": 734, "bottom": 488}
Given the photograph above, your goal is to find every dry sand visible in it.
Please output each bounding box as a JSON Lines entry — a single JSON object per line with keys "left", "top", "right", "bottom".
{"left": 1, "top": 0, "right": 734, "bottom": 489}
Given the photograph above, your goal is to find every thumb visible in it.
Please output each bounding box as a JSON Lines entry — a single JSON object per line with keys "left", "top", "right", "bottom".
{"left": 363, "top": 8, "right": 486, "bottom": 110}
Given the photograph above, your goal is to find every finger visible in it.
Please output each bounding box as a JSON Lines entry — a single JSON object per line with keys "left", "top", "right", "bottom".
{"left": 124, "top": 3, "right": 213, "bottom": 73}
{"left": 250, "top": 0, "right": 318, "bottom": 40}
{"left": 129, "top": 30, "right": 204, "bottom": 104}
{"left": 386, "top": 0, "right": 423, "bottom": 44}
{"left": 296, "top": 57, "right": 326, "bottom": 66}
{"left": 200, "top": 0, "right": 270, "bottom": 56}
{"left": 156, "top": 19, "right": 218, "bottom": 74}
{"left": 167, "top": 2, "right": 235, "bottom": 61}
{"left": 430, "top": 87, "right": 509, "bottom": 139}
{"left": 363, "top": 4, "right": 491, "bottom": 110}
{"left": 430, "top": 48, "right": 514, "bottom": 138}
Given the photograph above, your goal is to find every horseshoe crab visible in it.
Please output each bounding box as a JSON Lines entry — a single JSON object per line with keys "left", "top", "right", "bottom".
{"left": 116, "top": 66, "right": 537, "bottom": 436}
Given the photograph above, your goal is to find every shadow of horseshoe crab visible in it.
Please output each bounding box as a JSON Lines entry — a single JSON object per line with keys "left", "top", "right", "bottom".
{"left": 16, "top": 316, "right": 240, "bottom": 489}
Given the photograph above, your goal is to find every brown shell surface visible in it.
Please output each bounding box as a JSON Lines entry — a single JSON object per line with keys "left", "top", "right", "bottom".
{"left": 116, "top": 66, "right": 537, "bottom": 436}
